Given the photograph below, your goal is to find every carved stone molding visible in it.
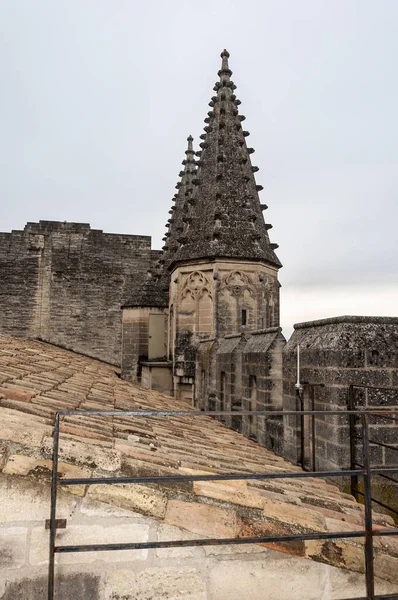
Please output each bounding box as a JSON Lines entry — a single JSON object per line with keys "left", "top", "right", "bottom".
{"left": 222, "top": 270, "right": 255, "bottom": 298}
{"left": 181, "top": 271, "right": 213, "bottom": 300}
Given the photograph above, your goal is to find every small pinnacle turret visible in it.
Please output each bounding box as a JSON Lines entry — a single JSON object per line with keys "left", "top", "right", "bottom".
{"left": 169, "top": 51, "right": 281, "bottom": 270}
{"left": 160, "top": 135, "right": 197, "bottom": 272}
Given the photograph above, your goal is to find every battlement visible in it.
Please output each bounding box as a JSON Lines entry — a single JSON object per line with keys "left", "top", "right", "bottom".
{"left": 0, "top": 221, "right": 158, "bottom": 365}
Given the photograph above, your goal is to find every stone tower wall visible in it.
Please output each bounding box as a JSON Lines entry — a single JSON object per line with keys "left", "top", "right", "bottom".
{"left": 169, "top": 260, "right": 280, "bottom": 400}
{"left": 0, "top": 221, "right": 158, "bottom": 365}
{"left": 195, "top": 328, "right": 285, "bottom": 453}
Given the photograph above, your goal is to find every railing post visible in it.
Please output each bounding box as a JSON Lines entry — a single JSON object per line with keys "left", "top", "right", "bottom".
{"left": 311, "top": 385, "right": 316, "bottom": 472}
{"left": 48, "top": 412, "right": 60, "bottom": 600}
{"left": 361, "top": 413, "right": 375, "bottom": 600}
{"left": 348, "top": 385, "right": 358, "bottom": 500}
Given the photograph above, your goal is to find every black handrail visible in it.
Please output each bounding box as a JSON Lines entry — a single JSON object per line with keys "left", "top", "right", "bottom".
{"left": 47, "top": 406, "right": 398, "bottom": 600}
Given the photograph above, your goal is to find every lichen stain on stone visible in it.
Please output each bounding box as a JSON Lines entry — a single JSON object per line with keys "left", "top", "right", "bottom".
{"left": 1, "top": 573, "right": 100, "bottom": 600}
{"left": 321, "top": 541, "right": 344, "bottom": 565}
{"left": 0, "top": 548, "right": 13, "bottom": 567}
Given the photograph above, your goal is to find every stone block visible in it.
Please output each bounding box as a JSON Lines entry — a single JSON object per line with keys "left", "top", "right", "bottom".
{"left": 87, "top": 483, "right": 167, "bottom": 518}
{"left": 164, "top": 500, "right": 237, "bottom": 538}
{"left": 193, "top": 479, "right": 264, "bottom": 509}
{"left": 238, "top": 516, "right": 306, "bottom": 557}
{"left": 262, "top": 497, "right": 327, "bottom": 532}
{"left": 0, "top": 418, "right": 50, "bottom": 448}
{"left": 0, "top": 527, "right": 27, "bottom": 569}
{"left": 374, "top": 552, "right": 398, "bottom": 584}
{"left": 156, "top": 523, "right": 204, "bottom": 558}
{"left": 30, "top": 522, "right": 149, "bottom": 565}
{"left": 104, "top": 566, "right": 206, "bottom": 600}
{"left": 305, "top": 538, "right": 365, "bottom": 573}
{"left": 3, "top": 454, "right": 91, "bottom": 497}
{"left": 0, "top": 476, "right": 78, "bottom": 524}
{"left": 0, "top": 386, "right": 35, "bottom": 402}
{"left": 79, "top": 496, "right": 145, "bottom": 519}
{"left": 1, "top": 573, "right": 101, "bottom": 600}
{"left": 42, "top": 436, "right": 121, "bottom": 472}
{"left": 208, "top": 555, "right": 328, "bottom": 600}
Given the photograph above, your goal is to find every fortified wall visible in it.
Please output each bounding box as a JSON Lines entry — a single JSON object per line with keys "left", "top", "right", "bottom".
{"left": 0, "top": 221, "right": 160, "bottom": 365}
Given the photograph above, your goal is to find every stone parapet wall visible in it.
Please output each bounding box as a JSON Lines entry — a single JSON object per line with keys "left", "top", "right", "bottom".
{"left": 0, "top": 221, "right": 159, "bottom": 365}
{"left": 283, "top": 316, "right": 398, "bottom": 474}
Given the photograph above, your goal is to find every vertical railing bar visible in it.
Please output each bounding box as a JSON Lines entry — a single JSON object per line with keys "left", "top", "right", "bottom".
{"left": 48, "top": 412, "right": 60, "bottom": 600}
{"left": 348, "top": 385, "right": 359, "bottom": 501}
{"left": 311, "top": 385, "right": 316, "bottom": 472}
{"left": 362, "top": 413, "right": 375, "bottom": 600}
{"left": 299, "top": 388, "right": 305, "bottom": 469}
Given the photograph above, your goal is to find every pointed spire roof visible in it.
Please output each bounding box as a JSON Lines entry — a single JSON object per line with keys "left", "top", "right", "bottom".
{"left": 161, "top": 135, "right": 197, "bottom": 270}
{"left": 169, "top": 50, "right": 281, "bottom": 270}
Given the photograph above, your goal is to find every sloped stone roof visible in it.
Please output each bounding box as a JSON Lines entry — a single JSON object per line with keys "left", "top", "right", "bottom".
{"left": 122, "top": 274, "right": 169, "bottom": 308}
{"left": 170, "top": 51, "right": 281, "bottom": 270}
{"left": 0, "top": 334, "right": 397, "bottom": 582}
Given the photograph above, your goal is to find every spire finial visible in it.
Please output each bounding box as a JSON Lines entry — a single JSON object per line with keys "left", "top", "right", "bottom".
{"left": 219, "top": 49, "right": 232, "bottom": 82}
{"left": 187, "top": 135, "right": 194, "bottom": 153}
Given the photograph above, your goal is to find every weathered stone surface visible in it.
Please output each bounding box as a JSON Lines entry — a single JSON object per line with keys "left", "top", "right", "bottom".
{"left": 262, "top": 497, "right": 327, "bottom": 532}
{"left": 104, "top": 567, "right": 206, "bottom": 600}
{"left": 87, "top": 483, "right": 167, "bottom": 518}
{"left": 3, "top": 454, "right": 91, "bottom": 497}
{"left": 156, "top": 523, "right": 204, "bottom": 558}
{"left": 42, "top": 436, "right": 121, "bottom": 472}
{"left": 208, "top": 556, "right": 327, "bottom": 600}
{"left": 283, "top": 316, "right": 398, "bottom": 472}
{"left": 0, "top": 476, "right": 78, "bottom": 523}
{"left": 238, "top": 516, "right": 306, "bottom": 557}
{"left": 170, "top": 52, "right": 280, "bottom": 269}
{"left": 0, "top": 527, "right": 27, "bottom": 569}
{"left": 193, "top": 480, "right": 264, "bottom": 509}
{"left": 30, "top": 522, "right": 149, "bottom": 565}
{"left": 0, "top": 386, "right": 35, "bottom": 402}
{"left": 164, "top": 500, "right": 237, "bottom": 538}
{"left": 0, "top": 573, "right": 101, "bottom": 600}
{"left": 0, "top": 221, "right": 158, "bottom": 365}
{"left": 0, "top": 409, "right": 51, "bottom": 448}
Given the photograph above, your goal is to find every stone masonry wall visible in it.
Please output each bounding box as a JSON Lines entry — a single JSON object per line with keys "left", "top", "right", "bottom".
{"left": 0, "top": 222, "right": 159, "bottom": 365}
{"left": 169, "top": 259, "right": 280, "bottom": 401}
{"left": 196, "top": 328, "right": 285, "bottom": 454}
{"left": 1, "top": 475, "right": 396, "bottom": 600}
{"left": 283, "top": 316, "right": 398, "bottom": 518}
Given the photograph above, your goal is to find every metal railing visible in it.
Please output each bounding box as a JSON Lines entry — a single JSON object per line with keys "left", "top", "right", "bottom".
{"left": 348, "top": 385, "right": 398, "bottom": 518}
{"left": 48, "top": 408, "right": 398, "bottom": 600}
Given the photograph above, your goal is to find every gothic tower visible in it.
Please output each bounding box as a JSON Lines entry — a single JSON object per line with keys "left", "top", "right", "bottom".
{"left": 167, "top": 50, "right": 282, "bottom": 402}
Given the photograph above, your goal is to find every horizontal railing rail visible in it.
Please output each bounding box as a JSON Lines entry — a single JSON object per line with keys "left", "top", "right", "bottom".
{"left": 48, "top": 406, "right": 398, "bottom": 600}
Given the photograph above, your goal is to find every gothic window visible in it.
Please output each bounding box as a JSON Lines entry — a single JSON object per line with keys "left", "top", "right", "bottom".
{"left": 180, "top": 271, "right": 213, "bottom": 334}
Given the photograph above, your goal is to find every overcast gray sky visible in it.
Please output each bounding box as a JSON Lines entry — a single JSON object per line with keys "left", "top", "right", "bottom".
{"left": 1, "top": 0, "right": 397, "bottom": 337}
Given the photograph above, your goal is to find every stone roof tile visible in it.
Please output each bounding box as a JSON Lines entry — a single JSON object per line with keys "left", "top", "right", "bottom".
{"left": 0, "top": 333, "right": 397, "bottom": 582}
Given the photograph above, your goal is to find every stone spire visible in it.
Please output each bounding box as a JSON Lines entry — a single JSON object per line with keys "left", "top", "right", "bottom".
{"left": 169, "top": 50, "right": 281, "bottom": 270}
{"left": 160, "top": 135, "right": 197, "bottom": 270}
